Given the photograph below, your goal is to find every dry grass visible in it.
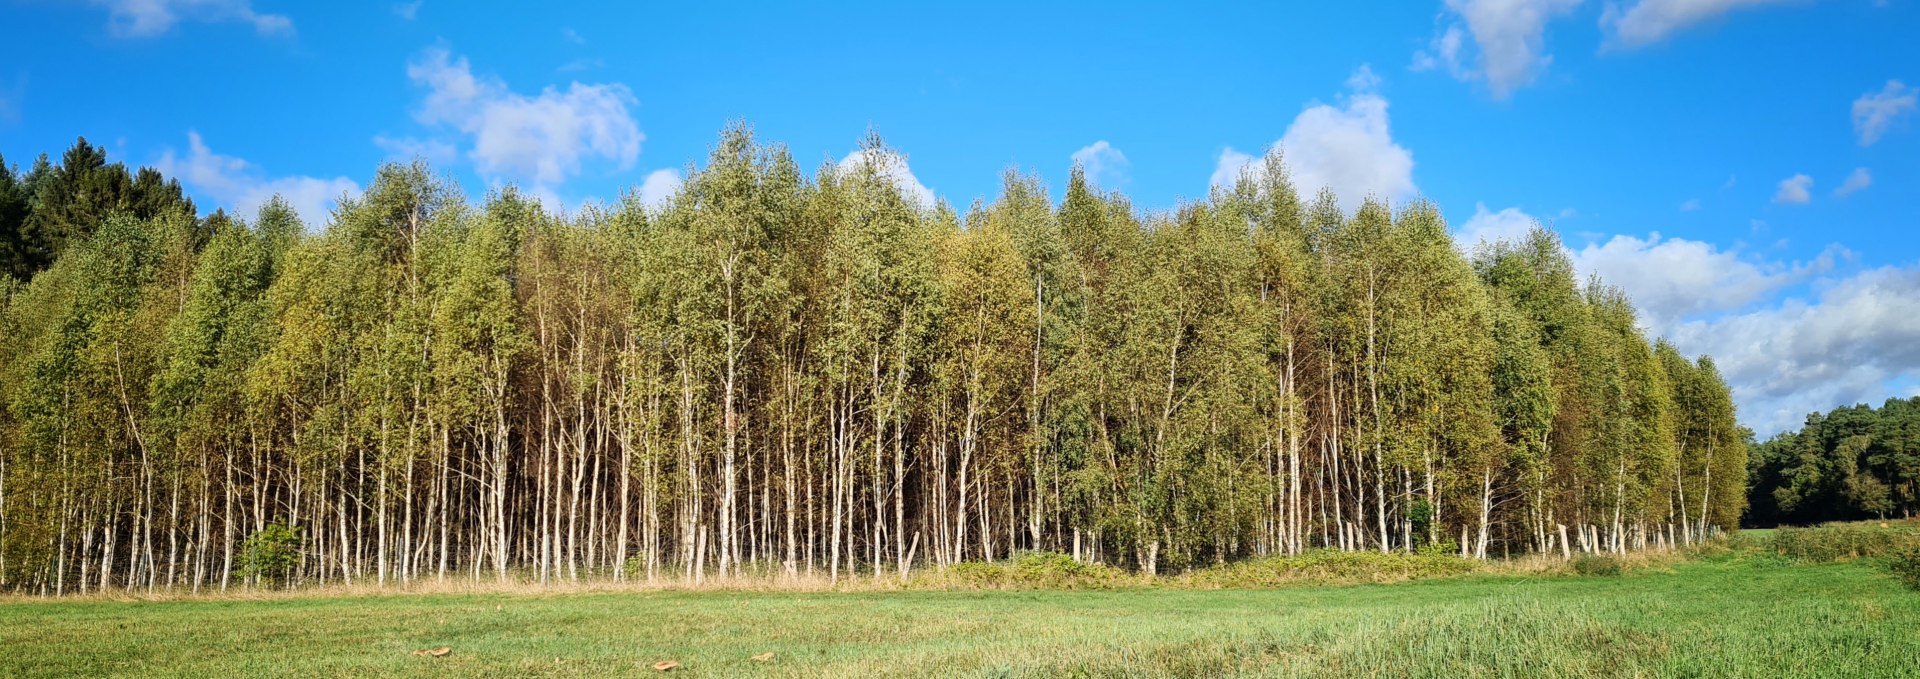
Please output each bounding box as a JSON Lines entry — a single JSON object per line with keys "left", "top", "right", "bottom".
{"left": 1, "top": 541, "right": 1745, "bottom": 605}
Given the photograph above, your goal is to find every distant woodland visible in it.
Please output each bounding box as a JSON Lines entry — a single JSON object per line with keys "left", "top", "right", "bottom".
{"left": 1748, "top": 397, "right": 1920, "bottom": 526}
{"left": 0, "top": 129, "right": 1748, "bottom": 594}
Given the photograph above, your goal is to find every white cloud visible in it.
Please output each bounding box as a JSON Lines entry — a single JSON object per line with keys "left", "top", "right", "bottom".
{"left": 562, "top": 27, "right": 586, "bottom": 45}
{"left": 1209, "top": 148, "right": 1257, "bottom": 192}
{"left": 1852, "top": 80, "right": 1916, "bottom": 146}
{"left": 837, "top": 149, "right": 935, "bottom": 207}
{"left": 393, "top": 1, "right": 421, "bottom": 20}
{"left": 1411, "top": 24, "right": 1466, "bottom": 75}
{"left": 1416, "top": 0, "right": 1581, "bottom": 98}
{"left": 1559, "top": 228, "right": 1884, "bottom": 436}
{"left": 1453, "top": 203, "right": 1542, "bottom": 253}
{"left": 93, "top": 0, "right": 292, "bottom": 37}
{"left": 1773, "top": 173, "right": 1811, "bottom": 205}
{"left": 156, "top": 131, "right": 360, "bottom": 226}
{"left": 1834, "top": 167, "right": 1872, "bottom": 197}
{"left": 1451, "top": 207, "right": 1908, "bottom": 437}
{"left": 1572, "top": 233, "right": 1836, "bottom": 336}
{"left": 1667, "top": 263, "right": 1920, "bottom": 435}
{"left": 638, "top": 168, "right": 682, "bottom": 209}
{"left": 1602, "top": 0, "right": 1791, "bottom": 47}
{"left": 373, "top": 135, "right": 457, "bottom": 165}
{"left": 1070, "top": 140, "right": 1129, "bottom": 188}
{"left": 1211, "top": 67, "right": 1415, "bottom": 212}
{"left": 406, "top": 47, "right": 643, "bottom": 189}
{"left": 1680, "top": 198, "right": 1701, "bottom": 212}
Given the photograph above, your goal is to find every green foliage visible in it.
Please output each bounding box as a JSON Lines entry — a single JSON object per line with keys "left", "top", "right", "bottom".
{"left": 1768, "top": 525, "right": 1920, "bottom": 563}
{"left": 235, "top": 524, "right": 304, "bottom": 587}
{"left": 1884, "top": 544, "right": 1920, "bottom": 590}
{"left": 1570, "top": 554, "right": 1624, "bottom": 576}
{"left": 8, "top": 558, "right": 1920, "bottom": 678}
{"left": 1189, "top": 549, "right": 1477, "bottom": 588}
{"left": 1751, "top": 397, "right": 1920, "bottom": 526}
{"left": 921, "top": 552, "right": 1127, "bottom": 590}
{"left": 0, "top": 128, "right": 1749, "bottom": 594}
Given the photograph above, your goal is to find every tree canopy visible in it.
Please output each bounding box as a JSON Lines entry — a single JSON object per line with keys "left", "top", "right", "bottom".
{"left": 0, "top": 127, "right": 1747, "bottom": 593}
{"left": 1748, "top": 396, "right": 1920, "bottom": 526}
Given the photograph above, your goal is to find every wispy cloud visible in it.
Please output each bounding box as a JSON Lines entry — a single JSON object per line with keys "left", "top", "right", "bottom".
{"left": 92, "top": 0, "right": 292, "bottom": 38}
{"left": 1834, "top": 168, "right": 1872, "bottom": 198}
{"left": 1853, "top": 80, "right": 1916, "bottom": 146}
{"left": 157, "top": 131, "right": 359, "bottom": 225}
{"left": 1602, "top": 0, "right": 1793, "bottom": 48}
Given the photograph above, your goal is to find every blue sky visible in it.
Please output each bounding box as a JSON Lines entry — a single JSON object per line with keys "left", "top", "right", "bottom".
{"left": 1, "top": 0, "right": 1917, "bottom": 436}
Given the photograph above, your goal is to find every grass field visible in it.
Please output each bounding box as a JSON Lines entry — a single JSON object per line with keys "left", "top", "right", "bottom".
{"left": 3, "top": 553, "right": 1918, "bottom": 678}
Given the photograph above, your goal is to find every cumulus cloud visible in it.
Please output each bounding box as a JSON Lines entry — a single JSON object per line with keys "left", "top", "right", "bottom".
{"left": 1571, "top": 233, "right": 1837, "bottom": 336}
{"left": 1070, "top": 140, "right": 1129, "bottom": 188}
{"left": 93, "top": 0, "right": 292, "bottom": 37}
{"left": 1852, "top": 80, "right": 1915, "bottom": 146}
{"left": 1773, "top": 173, "right": 1811, "bottom": 205}
{"left": 156, "top": 131, "right": 360, "bottom": 226}
{"left": 1667, "top": 264, "right": 1920, "bottom": 435}
{"left": 1518, "top": 211, "right": 1905, "bottom": 436}
{"left": 1211, "top": 66, "right": 1415, "bottom": 212}
{"left": 1416, "top": 0, "right": 1582, "bottom": 98}
{"left": 1453, "top": 203, "right": 1543, "bottom": 253}
{"left": 1602, "top": 0, "right": 1791, "bottom": 47}
{"left": 1209, "top": 148, "right": 1257, "bottom": 193}
{"left": 1834, "top": 167, "right": 1872, "bottom": 198}
{"left": 406, "top": 47, "right": 644, "bottom": 189}
{"left": 837, "top": 149, "right": 935, "bottom": 207}
{"left": 1545, "top": 224, "right": 1888, "bottom": 435}
{"left": 638, "top": 168, "right": 682, "bottom": 209}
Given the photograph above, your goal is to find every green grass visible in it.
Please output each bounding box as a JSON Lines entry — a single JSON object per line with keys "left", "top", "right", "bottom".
{"left": 3, "top": 558, "right": 1918, "bottom": 678}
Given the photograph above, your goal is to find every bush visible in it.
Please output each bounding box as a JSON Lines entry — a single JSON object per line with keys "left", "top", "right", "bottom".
{"left": 1190, "top": 549, "right": 1476, "bottom": 588}
{"left": 1571, "top": 554, "right": 1623, "bottom": 577}
{"left": 917, "top": 552, "right": 1124, "bottom": 590}
{"left": 946, "top": 561, "right": 1008, "bottom": 585}
{"left": 1884, "top": 545, "right": 1920, "bottom": 591}
{"left": 1770, "top": 525, "right": 1920, "bottom": 563}
{"left": 235, "top": 523, "right": 304, "bottom": 587}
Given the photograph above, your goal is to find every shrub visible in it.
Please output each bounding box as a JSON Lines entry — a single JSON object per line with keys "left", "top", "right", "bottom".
{"left": 1571, "top": 554, "right": 1623, "bottom": 577}
{"left": 1884, "top": 545, "right": 1920, "bottom": 591}
{"left": 235, "top": 523, "right": 304, "bottom": 587}
{"left": 1770, "top": 525, "right": 1920, "bottom": 563}
{"left": 915, "top": 553, "right": 1124, "bottom": 590}
{"left": 1191, "top": 549, "right": 1476, "bottom": 588}
{"left": 946, "top": 561, "right": 1008, "bottom": 585}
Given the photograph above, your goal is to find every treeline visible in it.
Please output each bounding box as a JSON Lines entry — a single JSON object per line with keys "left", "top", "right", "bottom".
{"left": 0, "top": 129, "right": 1746, "bottom": 595}
{"left": 0, "top": 139, "right": 196, "bottom": 281}
{"left": 1748, "top": 397, "right": 1920, "bottom": 526}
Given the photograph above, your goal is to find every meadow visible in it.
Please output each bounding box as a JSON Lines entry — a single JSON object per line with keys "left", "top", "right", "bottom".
{"left": 3, "top": 533, "right": 1918, "bottom": 678}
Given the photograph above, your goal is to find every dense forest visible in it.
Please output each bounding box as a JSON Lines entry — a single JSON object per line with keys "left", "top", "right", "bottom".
{"left": 0, "top": 129, "right": 1748, "bottom": 595}
{"left": 1747, "top": 397, "right": 1920, "bottom": 526}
